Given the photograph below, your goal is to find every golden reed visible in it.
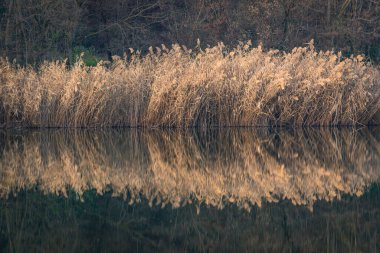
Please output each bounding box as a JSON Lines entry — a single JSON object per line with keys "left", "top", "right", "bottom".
{"left": 1, "top": 41, "right": 379, "bottom": 127}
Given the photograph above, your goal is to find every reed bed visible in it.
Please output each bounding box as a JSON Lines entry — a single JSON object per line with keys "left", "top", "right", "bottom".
{"left": 0, "top": 129, "right": 379, "bottom": 210}
{"left": 1, "top": 41, "right": 380, "bottom": 127}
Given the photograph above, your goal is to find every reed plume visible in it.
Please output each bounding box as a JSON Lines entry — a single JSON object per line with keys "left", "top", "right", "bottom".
{"left": 1, "top": 41, "right": 379, "bottom": 127}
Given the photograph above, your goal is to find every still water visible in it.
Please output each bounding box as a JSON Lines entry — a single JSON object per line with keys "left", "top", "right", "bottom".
{"left": 0, "top": 128, "right": 379, "bottom": 252}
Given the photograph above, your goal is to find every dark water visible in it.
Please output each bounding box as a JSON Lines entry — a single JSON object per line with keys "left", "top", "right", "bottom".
{"left": 0, "top": 128, "right": 379, "bottom": 252}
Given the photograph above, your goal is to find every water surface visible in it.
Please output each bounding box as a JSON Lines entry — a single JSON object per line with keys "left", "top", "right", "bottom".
{"left": 0, "top": 128, "right": 379, "bottom": 252}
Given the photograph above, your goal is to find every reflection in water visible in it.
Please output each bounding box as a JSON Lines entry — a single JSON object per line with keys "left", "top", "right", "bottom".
{"left": 0, "top": 128, "right": 380, "bottom": 211}
{"left": 0, "top": 186, "right": 379, "bottom": 253}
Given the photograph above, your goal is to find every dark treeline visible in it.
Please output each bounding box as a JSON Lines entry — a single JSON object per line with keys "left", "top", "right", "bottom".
{"left": 0, "top": 0, "right": 379, "bottom": 65}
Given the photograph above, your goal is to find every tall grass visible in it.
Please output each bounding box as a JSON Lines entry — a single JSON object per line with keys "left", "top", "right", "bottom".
{"left": 1, "top": 41, "right": 380, "bottom": 127}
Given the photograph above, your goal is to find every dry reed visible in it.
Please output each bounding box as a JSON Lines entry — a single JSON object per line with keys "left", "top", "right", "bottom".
{"left": 0, "top": 41, "right": 380, "bottom": 127}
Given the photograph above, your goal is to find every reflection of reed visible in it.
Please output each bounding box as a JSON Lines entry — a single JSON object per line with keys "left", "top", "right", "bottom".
{"left": 0, "top": 129, "right": 379, "bottom": 210}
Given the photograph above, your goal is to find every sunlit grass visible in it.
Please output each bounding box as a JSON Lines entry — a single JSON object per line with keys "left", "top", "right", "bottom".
{"left": 1, "top": 41, "right": 379, "bottom": 127}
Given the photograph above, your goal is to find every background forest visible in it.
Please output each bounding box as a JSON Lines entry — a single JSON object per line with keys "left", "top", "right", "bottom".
{"left": 0, "top": 0, "right": 379, "bottom": 65}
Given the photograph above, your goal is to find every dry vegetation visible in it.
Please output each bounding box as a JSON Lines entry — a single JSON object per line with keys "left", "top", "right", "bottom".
{"left": 0, "top": 128, "right": 379, "bottom": 211}
{"left": 0, "top": 41, "right": 380, "bottom": 127}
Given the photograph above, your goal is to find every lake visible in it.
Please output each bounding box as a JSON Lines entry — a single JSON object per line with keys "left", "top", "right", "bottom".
{"left": 0, "top": 128, "right": 379, "bottom": 252}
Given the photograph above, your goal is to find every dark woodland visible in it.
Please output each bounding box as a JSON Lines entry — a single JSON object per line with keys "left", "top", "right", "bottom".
{"left": 1, "top": 0, "right": 379, "bottom": 65}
